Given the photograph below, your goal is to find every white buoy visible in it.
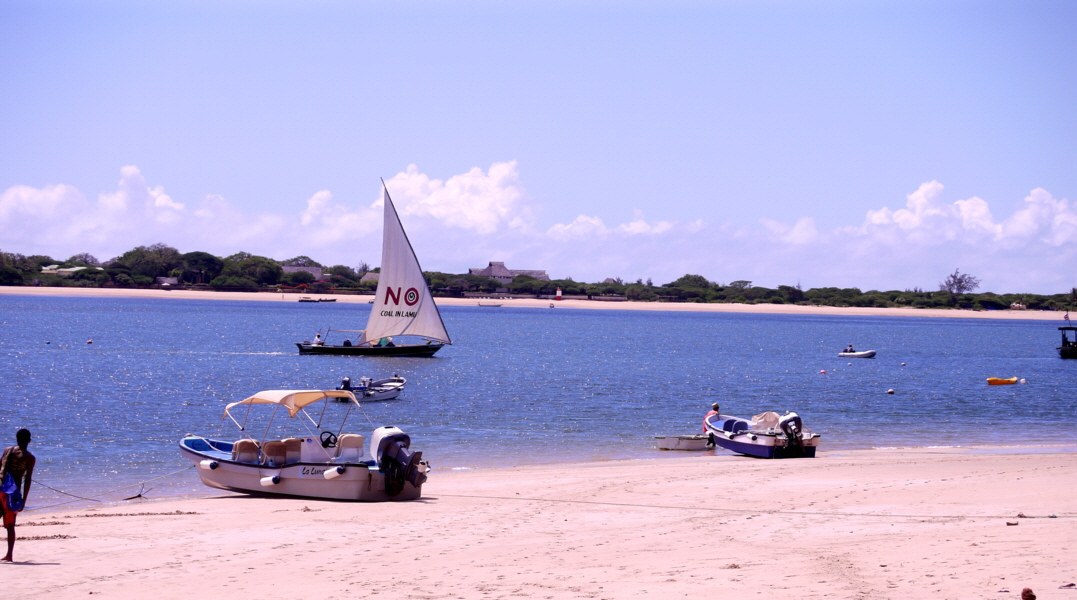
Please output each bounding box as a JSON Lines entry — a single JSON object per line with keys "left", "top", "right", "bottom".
{"left": 1019, "top": 378, "right": 1027, "bottom": 384}
{"left": 198, "top": 460, "right": 218, "bottom": 470}
{"left": 323, "top": 466, "right": 346, "bottom": 480}
{"left": 848, "top": 362, "right": 852, "bottom": 366}
{"left": 901, "top": 362, "right": 906, "bottom": 366}
{"left": 260, "top": 475, "right": 281, "bottom": 487}
{"left": 887, "top": 389, "right": 895, "bottom": 395}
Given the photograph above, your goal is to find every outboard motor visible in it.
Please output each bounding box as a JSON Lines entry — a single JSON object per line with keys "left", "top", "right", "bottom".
{"left": 338, "top": 377, "right": 352, "bottom": 391}
{"left": 371, "top": 426, "right": 427, "bottom": 496}
{"left": 778, "top": 412, "right": 804, "bottom": 457}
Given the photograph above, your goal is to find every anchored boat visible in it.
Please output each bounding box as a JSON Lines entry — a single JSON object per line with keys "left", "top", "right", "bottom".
{"left": 179, "top": 389, "right": 427, "bottom": 501}
{"left": 296, "top": 182, "right": 451, "bottom": 357}
{"left": 1058, "top": 326, "right": 1076, "bottom": 359}
{"left": 704, "top": 410, "right": 820, "bottom": 458}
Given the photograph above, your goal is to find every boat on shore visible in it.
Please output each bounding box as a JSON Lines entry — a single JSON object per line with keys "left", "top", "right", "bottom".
{"left": 179, "top": 389, "right": 427, "bottom": 501}
{"left": 296, "top": 183, "right": 451, "bottom": 357}
{"left": 654, "top": 434, "right": 711, "bottom": 451}
{"left": 1059, "top": 326, "right": 1076, "bottom": 359}
{"left": 703, "top": 410, "right": 820, "bottom": 458}
{"left": 336, "top": 375, "right": 406, "bottom": 402}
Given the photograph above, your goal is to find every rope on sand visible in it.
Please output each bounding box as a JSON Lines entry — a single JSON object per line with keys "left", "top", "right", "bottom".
{"left": 26, "top": 465, "right": 197, "bottom": 511}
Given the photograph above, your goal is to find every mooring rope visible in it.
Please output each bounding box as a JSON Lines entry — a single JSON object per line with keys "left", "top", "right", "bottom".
{"left": 26, "top": 465, "right": 197, "bottom": 511}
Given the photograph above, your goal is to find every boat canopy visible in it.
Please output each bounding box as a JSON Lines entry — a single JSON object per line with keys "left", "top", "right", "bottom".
{"left": 224, "top": 390, "right": 356, "bottom": 419}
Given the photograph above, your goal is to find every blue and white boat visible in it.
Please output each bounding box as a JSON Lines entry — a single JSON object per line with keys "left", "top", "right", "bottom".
{"left": 703, "top": 410, "right": 820, "bottom": 459}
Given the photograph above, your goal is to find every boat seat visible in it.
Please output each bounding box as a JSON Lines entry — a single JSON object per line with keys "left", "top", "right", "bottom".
{"left": 282, "top": 438, "right": 303, "bottom": 463}
{"left": 723, "top": 420, "right": 748, "bottom": 433}
{"left": 335, "top": 434, "right": 365, "bottom": 462}
{"left": 262, "top": 441, "right": 288, "bottom": 466}
{"left": 232, "top": 439, "right": 261, "bottom": 464}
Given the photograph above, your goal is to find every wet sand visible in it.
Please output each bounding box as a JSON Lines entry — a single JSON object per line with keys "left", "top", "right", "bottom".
{"left": 0, "top": 286, "right": 1066, "bottom": 321}
{"left": 7, "top": 446, "right": 1075, "bottom": 599}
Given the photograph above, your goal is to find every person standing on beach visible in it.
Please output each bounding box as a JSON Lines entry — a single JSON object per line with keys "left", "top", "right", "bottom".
{"left": 1, "top": 428, "right": 36, "bottom": 562}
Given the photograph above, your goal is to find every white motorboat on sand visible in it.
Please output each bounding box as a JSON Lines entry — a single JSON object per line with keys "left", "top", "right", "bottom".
{"left": 179, "top": 389, "right": 427, "bottom": 501}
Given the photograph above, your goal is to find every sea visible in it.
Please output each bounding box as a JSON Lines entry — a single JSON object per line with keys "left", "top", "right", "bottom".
{"left": 1, "top": 294, "right": 1073, "bottom": 511}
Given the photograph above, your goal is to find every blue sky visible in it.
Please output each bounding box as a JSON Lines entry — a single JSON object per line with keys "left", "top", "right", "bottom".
{"left": 2, "top": 0, "right": 1074, "bottom": 293}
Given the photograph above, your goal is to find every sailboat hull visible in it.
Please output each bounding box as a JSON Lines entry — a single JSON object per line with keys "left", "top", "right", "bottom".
{"left": 296, "top": 342, "right": 444, "bottom": 357}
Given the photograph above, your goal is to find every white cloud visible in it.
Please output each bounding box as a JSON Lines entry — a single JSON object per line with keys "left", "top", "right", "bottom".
{"left": 1, "top": 166, "right": 1072, "bottom": 294}
{"left": 383, "top": 162, "right": 532, "bottom": 235}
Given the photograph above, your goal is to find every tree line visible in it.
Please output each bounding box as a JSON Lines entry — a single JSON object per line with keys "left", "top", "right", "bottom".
{"left": 1, "top": 246, "right": 1073, "bottom": 310}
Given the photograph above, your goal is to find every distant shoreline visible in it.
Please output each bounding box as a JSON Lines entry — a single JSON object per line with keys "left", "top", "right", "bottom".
{"left": 1, "top": 285, "right": 1068, "bottom": 321}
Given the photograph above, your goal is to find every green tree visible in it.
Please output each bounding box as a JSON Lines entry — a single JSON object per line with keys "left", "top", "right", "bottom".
{"left": 285, "top": 271, "right": 316, "bottom": 285}
{"left": 671, "top": 274, "right": 712, "bottom": 289}
{"left": 222, "top": 253, "right": 283, "bottom": 285}
{"left": 66, "top": 252, "right": 100, "bottom": 266}
{"left": 280, "top": 255, "right": 323, "bottom": 268}
{"left": 114, "top": 244, "right": 184, "bottom": 278}
{"left": 939, "top": 269, "right": 981, "bottom": 295}
{"left": 0, "top": 266, "right": 24, "bottom": 286}
{"left": 182, "top": 251, "right": 224, "bottom": 284}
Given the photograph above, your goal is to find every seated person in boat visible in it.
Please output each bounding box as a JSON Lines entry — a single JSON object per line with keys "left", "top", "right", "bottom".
{"left": 312, "top": 334, "right": 324, "bottom": 346}
{"left": 844, "top": 344, "right": 854, "bottom": 353}
{"left": 377, "top": 337, "right": 395, "bottom": 347}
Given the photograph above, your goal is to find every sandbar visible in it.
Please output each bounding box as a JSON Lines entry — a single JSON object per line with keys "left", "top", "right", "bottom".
{"left": 8, "top": 447, "right": 1074, "bottom": 598}
{"left": 1, "top": 286, "right": 1067, "bottom": 321}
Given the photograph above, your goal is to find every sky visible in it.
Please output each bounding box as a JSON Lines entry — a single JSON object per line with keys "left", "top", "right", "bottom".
{"left": 1, "top": 0, "right": 1074, "bottom": 294}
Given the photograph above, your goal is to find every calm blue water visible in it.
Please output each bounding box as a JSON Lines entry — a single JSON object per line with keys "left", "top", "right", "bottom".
{"left": 1, "top": 294, "right": 1073, "bottom": 510}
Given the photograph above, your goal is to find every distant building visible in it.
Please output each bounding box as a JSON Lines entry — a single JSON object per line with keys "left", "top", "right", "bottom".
{"left": 282, "top": 266, "right": 326, "bottom": 280}
{"left": 359, "top": 272, "right": 379, "bottom": 284}
{"left": 156, "top": 277, "right": 179, "bottom": 285}
{"left": 468, "top": 261, "right": 550, "bottom": 284}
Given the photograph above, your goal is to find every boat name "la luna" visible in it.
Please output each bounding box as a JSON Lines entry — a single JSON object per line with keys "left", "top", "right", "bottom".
{"left": 301, "top": 466, "right": 329, "bottom": 476}
{"left": 380, "top": 310, "right": 418, "bottom": 318}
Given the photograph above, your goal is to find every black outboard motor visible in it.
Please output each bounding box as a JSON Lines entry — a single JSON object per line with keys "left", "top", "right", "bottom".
{"left": 338, "top": 377, "right": 352, "bottom": 391}
{"left": 371, "top": 426, "right": 427, "bottom": 496}
{"left": 778, "top": 412, "right": 804, "bottom": 457}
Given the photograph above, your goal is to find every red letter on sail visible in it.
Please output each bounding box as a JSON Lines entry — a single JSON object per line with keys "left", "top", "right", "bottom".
{"left": 385, "top": 287, "right": 401, "bottom": 305}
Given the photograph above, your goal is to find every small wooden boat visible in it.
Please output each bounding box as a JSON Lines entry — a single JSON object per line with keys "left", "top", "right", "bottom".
{"left": 477, "top": 302, "right": 503, "bottom": 307}
{"left": 179, "top": 389, "right": 427, "bottom": 501}
{"left": 654, "top": 434, "right": 711, "bottom": 451}
{"left": 703, "top": 410, "right": 820, "bottom": 459}
{"left": 318, "top": 298, "right": 337, "bottom": 303}
{"left": 298, "top": 296, "right": 317, "bottom": 302}
{"left": 1058, "top": 326, "right": 1077, "bottom": 359}
{"left": 986, "top": 377, "right": 1019, "bottom": 385}
{"left": 838, "top": 350, "right": 876, "bottom": 358}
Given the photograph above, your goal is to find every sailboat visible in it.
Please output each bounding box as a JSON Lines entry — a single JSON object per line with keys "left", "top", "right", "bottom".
{"left": 295, "top": 184, "right": 452, "bottom": 357}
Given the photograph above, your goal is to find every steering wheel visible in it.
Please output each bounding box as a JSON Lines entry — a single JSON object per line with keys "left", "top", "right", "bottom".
{"left": 320, "top": 431, "right": 338, "bottom": 448}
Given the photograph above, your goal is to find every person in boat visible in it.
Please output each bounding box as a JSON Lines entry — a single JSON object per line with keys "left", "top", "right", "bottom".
{"left": 313, "top": 333, "right": 324, "bottom": 346}
{"left": 844, "top": 344, "right": 855, "bottom": 353}
{"left": 703, "top": 403, "right": 720, "bottom": 433}
{"left": 1, "top": 428, "right": 35, "bottom": 562}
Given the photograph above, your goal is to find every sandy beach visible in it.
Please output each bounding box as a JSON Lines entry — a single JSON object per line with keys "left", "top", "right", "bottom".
{"left": 1, "top": 286, "right": 1067, "bottom": 321}
{"left": 7, "top": 447, "right": 1074, "bottom": 599}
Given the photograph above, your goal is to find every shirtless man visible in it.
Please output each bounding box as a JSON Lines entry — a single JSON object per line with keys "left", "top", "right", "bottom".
{"left": 1, "top": 429, "right": 36, "bottom": 562}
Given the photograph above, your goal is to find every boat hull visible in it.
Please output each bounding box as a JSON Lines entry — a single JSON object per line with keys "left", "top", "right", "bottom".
{"left": 179, "top": 437, "right": 421, "bottom": 501}
{"left": 838, "top": 350, "right": 876, "bottom": 358}
{"left": 296, "top": 342, "right": 444, "bottom": 357}
{"left": 654, "top": 434, "right": 711, "bottom": 451}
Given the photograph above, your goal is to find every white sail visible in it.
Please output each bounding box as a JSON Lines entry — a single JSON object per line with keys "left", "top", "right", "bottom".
{"left": 361, "top": 187, "right": 451, "bottom": 345}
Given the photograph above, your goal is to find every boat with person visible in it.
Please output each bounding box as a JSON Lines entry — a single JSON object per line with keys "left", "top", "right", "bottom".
{"left": 296, "top": 182, "right": 452, "bottom": 357}
{"left": 838, "top": 345, "right": 876, "bottom": 358}
{"left": 1058, "top": 326, "right": 1077, "bottom": 359}
{"left": 335, "top": 375, "right": 406, "bottom": 402}
{"left": 703, "top": 407, "right": 820, "bottom": 458}
{"left": 179, "top": 389, "right": 428, "bottom": 501}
